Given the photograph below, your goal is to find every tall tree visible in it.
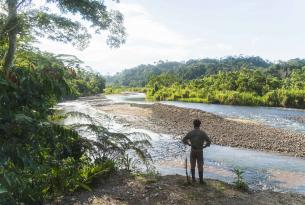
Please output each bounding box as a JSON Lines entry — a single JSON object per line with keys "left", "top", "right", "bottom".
{"left": 0, "top": 0, "right": 126, "bottom": 72}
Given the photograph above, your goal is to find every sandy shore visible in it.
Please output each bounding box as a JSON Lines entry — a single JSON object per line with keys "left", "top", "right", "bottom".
{"left": 98, "top": 102, "right": 305, "bottom": 157}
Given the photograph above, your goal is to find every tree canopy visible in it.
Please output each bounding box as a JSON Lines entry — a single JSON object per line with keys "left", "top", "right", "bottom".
{"left": 144, "top": 67, "right": 305, "bottom": 108}
{"left": 0, "top": 0, "right": 126, "bottom": 71}
{"left": 106, "top": 56, "right": 272, "bottom": 87}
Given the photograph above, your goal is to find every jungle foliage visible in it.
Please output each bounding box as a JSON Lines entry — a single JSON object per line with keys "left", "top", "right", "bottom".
{"left": 145, "top": 67, "right": 305, "bottom": 108}
{"left": 0, "top": 49, "right": 150, "bottom": 204}
{"left": 0, "top": 1, "right": 150, "bottom": 204}
{"left": 107, "top": 57, "right": 305, "bottom": 108}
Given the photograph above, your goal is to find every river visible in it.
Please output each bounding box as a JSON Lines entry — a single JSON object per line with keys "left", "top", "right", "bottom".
{"left": 57, "top": 94, "right": 305, "bottom": 195}
{"left": 106, "top": 93, "right": 305, "bottom": 133}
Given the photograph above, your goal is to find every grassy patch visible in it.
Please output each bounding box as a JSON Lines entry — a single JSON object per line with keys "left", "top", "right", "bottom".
{"left": 131, "top": 170, "right": 161, "bottom": 185}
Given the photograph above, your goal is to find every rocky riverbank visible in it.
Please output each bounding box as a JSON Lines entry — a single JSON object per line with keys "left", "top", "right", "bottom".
{"left": 98, "top": 102, "right": 305, "bottom": 157}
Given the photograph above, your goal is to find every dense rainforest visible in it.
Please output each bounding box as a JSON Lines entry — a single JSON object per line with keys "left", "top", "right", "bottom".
{"left": 0, "top": 1, "right": 150, "bottom": 204}
{"left": 106, "top": 56, "right": 271, "bottom": 87}
{"left": 106, "top": 57, "right": 305, "bottom": 108}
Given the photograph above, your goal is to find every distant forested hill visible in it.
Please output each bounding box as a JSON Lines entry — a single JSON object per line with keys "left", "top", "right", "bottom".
{"left": 106, "top": 56, "right": 280, "bottom": 86}
{"left": 106, "top": 56, "right": 305, "bottom": 87}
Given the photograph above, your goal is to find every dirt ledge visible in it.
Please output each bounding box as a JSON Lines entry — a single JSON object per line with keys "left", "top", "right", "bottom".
{"left": 59, "top": 172, "right": 305, "bottom": 205}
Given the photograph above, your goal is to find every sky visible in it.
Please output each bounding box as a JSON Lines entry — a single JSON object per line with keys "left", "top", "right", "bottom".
{"left": 37, "top": 0, "right": 305, "bottom": 75}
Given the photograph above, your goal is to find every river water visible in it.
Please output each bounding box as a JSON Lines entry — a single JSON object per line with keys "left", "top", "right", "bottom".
{"left": 106, "top": 93, "right": 305, "bottom": 133}
{"left": 57, "top": 94, "right": 305, "bottom": 195}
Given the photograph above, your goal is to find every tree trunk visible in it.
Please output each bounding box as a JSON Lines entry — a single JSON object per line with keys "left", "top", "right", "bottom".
{"left": 3, "top": 0, "right": 18, "bottom": 73}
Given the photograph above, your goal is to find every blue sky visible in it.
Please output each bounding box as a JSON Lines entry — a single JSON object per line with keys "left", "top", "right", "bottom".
{"left": 38, "top": 0, "right": 305, "bottom": 75}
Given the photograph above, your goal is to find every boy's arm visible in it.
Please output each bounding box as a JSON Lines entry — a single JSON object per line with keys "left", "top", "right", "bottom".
{"left": 203, "top": 134, "right": 211, "bottom": 148}
{"left": 182, "top": 133, "right": 191, "bottom": 146}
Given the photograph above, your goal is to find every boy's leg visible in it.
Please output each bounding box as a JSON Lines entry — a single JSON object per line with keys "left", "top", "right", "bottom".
{"left": 197, "top": 150, "right": 204, "bottom": 183}
{"left": 190, "top": 150, "right": 196, "bottom": 182}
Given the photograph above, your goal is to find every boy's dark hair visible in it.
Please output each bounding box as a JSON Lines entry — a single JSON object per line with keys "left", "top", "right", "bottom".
{"left": 193, "top": 119, "right": 201, "bottom": 128}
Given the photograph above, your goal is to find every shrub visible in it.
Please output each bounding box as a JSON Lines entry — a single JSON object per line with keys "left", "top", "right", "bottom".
{"left": 232, "top": 168, "right": 249, "bottom": 191}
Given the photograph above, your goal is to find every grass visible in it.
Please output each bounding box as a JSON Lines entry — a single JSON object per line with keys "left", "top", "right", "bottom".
{"left": 131, "top": 170, "right": 161, "bottom": 185}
